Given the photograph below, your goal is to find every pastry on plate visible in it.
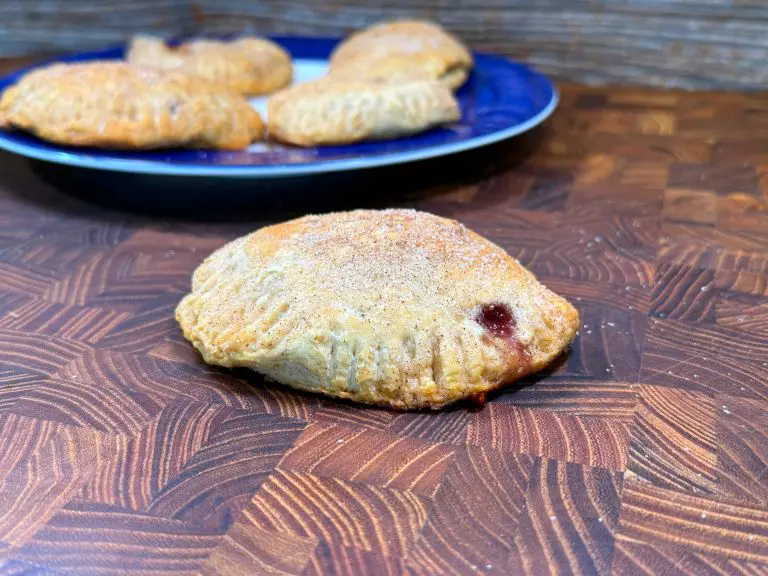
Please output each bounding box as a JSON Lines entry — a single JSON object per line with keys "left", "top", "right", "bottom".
{"left": 127, "top": 35, "right": 292, "bottom": 96}
{"left": 0, "top": 61, "right": 263, "bottom": 150}
{"left": 176, "top": 209, "right": 579, "bottom": 410}
{"left": 329, "top": 20, "right": 473, "bottom": 90}
{"left": 267, "top": 78, "right": 460, "bottom": 146}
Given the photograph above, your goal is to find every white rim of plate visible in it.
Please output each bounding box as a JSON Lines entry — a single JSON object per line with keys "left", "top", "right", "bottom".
{"left": 0, "top": 88, "right": 558, "bottom": 179}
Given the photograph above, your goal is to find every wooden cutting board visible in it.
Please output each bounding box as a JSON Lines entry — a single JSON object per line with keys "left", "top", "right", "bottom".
{"left": 0, "top": 83, "right": 766, "bottom": 575}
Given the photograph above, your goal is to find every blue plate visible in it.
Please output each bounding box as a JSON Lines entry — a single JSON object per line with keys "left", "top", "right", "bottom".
{"left": 0, "top": 37, "right": 557, "bottom": 178}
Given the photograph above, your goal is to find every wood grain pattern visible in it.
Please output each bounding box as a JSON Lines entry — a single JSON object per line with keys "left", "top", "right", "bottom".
{"left": 407, "top": 447, "right": 533, "bottom": 575}
{"left": 0, "top": 0, "right": 189, "bottom": 56}
{"left": 304, "top": 541, "right": 407, "bottom": 576}
{"left": 627, "top": 385, "right": 717, "bottom": 494}
{"left": 245, "top": 470, "right": 429, "bottom": 557}
{"left": 201, "top": 516, "right": 317, "bottom": 576}
{"left": 513, "top": 459, "right": 623, "bottom": 575}
{"left": 14, "top": 502, "right": 221, "bottom": 575}
{"left": 0, "top": 81, "right": 767, "bottom": 573}
{"left": 6, "top": 1, "right": 768, "bottom": 89}
{"left": 278, "top": 423, "right": 455, "bottom": 498}
{"left": 79, "top": 398, "right": 219, "bottom": 510}
{"left": 466, "top": 404, "right": 631, "bottom": 470}
{"left": 611, "top": 537, "right": 768, "bottom": 576}
{"left": 639, "top": 318, "right": 768, "bottom": 400}
{"left": 715, "top": 396, "right": 768, "bottom": 507}
{"left": 619, "top": 479, "right": 768, "bottom": 563}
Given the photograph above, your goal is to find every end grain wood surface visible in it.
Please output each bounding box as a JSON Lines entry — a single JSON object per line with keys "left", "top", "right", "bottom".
{"left": 0, "top": 68, "right": 767, "bottom": 573}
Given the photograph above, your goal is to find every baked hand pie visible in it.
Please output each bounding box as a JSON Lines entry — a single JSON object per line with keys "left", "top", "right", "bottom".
{"left": 329, "top": 20, "right": 473, "bottom": 91}
{"left": 0, "top": 62, "right": 263, "bottom": 150}
{"left": 127, "top": 35, "right": 292, "bottom": 96}
{"left": 267, "top": 78, "right": 460, "bottom": 146}
{"left": 176, "top": 209, "right": 579, "bottom": 410}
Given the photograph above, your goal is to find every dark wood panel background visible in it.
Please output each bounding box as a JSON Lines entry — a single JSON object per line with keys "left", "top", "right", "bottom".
{"left": 0, "top": 1, "right": 191, "bottom": 54}
{"left": 2, "top": 0, "right": 768, "bottom": 90}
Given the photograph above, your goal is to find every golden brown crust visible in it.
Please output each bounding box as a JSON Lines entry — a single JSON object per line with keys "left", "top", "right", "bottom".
{"left": 0, "top": 61, "right": 263, "bottom": 150}
{"left": 266, "top": 78, "right": 460, "bottom": 147}
{"left": 175, "top": 209, "right": 579, "bottom": 410}
{"left": 127, "top": 35, "right": 292, "bottom": 96}
{"left": 329, "top": 20, "right": 473, "bottom": 90}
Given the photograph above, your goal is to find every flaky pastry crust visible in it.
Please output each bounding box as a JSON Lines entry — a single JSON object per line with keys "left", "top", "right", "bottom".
{"left": 128, "top": 35, "right": 292, "bottom": 96}
{"left": 329, "top": 20, "right": 473, "bottom": 90}
{"left": 267, "top": 78, "right": 460, "bottom": 146}
{"left": 0, "top": 62, "right": 263, "bottom": 150}
{"left": 176, "top": 209, "right": 579, "bottom": 409}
